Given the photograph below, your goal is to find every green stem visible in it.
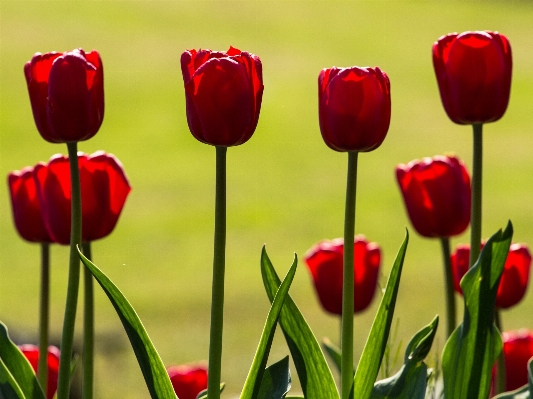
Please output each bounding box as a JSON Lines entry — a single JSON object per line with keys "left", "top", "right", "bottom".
{"left": 469, "top": 123, "right": 483, "bottom": 268}
{"left": 207, "top": 146, "right": 227, "bottom": 399}
{"left": 82, "top": 242, "right": 94, "bottom": 399}
{"left": 56, "top": 142, "right": 82, "bottom": 399}
{"left": 341, "top": 151, "right": 358, "bottom": 399}
{"left": 495, "top": 310, "right": 506, "bottom": 395}
{"left": 439, "top": 238, "right": 456, "bottom": 338}
{"left": 38, "top": 242, "right": 50, "bottom": 394}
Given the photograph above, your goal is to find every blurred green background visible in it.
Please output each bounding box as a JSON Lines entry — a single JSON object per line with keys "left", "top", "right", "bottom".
{"left": 1, "top": 1, "right": 533, "bottom": 398}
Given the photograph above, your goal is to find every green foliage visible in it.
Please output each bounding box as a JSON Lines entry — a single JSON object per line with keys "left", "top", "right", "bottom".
{"left": 352, "top": 231, "right": 409, "bottom": 399}
{"left": 442, "top": 222, "right": 513, "bottom": 399}
{"left": 256, "top": 357, "right": 292, "bottom": 399}
{"left": 371, "top": 315, "right": 438, "bottom": 399}
{"left": 0, "top": 323, "right": 46, "bottom": 399}
{"left": 240, "top": 250, "right": 297, "bottom": 399}
{"left": 322, "top": 338, "right": 342, "bottom": 375}
{"left": 261, "top": 247, "right": 339, "bottom": 399}
{"left": 78, "top": 248, "right": 177, "bottom": 399}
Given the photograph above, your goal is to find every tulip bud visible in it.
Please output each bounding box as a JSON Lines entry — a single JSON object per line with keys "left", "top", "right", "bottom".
{"left": 318, "top": 66, "right": 391, "bottom": 152}
{"left": 304, "top": 236, "right": 381, "bottom": 315}
{"left": 451, "top": 243, "right": 531, "bottom": 309}
{"left": 33, "top": 151, "right": 131, "bottom": 244}
{"left": 167, "top": 364, "right": 208, "bottom": 399}
{"left": 24, "top": 49, "right": 104, "bottom": 143}
{"left": 501, "top": 330, "right": 533, "bottom": 392}
{"left": 181, "top": 47, "right": 264, "bottom": 147}
{"left": 432, "top": 31, "right": 512, "bottom": 125}
{"left": 396, "top": 155, "right": 471, "bottom": 238}
{"left": 7, "top": 167, "right": 52, "bottom": 243}
{"left": 19, "top": 345, "right": 60, "bottom": 399}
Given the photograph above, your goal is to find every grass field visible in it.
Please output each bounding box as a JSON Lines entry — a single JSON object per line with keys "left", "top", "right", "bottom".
{"left": 1, "top": 1, "right": 533, "bottom": 398}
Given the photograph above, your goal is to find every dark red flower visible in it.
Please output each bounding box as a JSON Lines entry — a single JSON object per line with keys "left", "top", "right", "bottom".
{"left": 432, "top": 31, "right": 512, "bottom": 125}
{"left": 167, "top": 364, "right": 208, "bottom": 399}
{"left": 19, "top": 344, "right": 60, "bottom": 399}
{"left": 318, "top": 66, "right": 391, "bottom": 152}
{"left": 451, "top": 243, "right": 531, "bottom": 309}
{"left": 501, "top": 330, "right": 533, "bottom": 391}
{"left": 24, "top": 49, "right": 104, "bottom": 143}
{"left": 7, "top": 167, "right": 52, "bottom": 243}
{"left": 304, "top": 236, "right": 381, "bottom": 315}
{"left": 33, "top": 151, "right": 131, "bottom": 244}
{"left": 396, "top": 155, "right": 471, "bottom": 238}
{"left": 180, "top": 46, "right": 263, "bottom": 147}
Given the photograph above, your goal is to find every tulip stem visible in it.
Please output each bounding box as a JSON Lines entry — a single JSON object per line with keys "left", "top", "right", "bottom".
{"left": 469, "top": 123, "right": 483, "bottom": 268}
{"left": 439, "top": 238, "right": 456, "bottom": 338}
{"left": 57, "top": 142, "right": 83, "bottom": 399}
{"left": 82, "top": 242, "right": 94, "bottom": 399}
{"left": 38, "top": 242, "right": 50, "bottom": 394}
{"left": 341, "top": 151, "right": 358, "bottom": 399}
{"left": 494, "top": 310, "right": 506, "bottom": 395}
{"left": 207, "top": 146, "right": 227, "bottom": 399}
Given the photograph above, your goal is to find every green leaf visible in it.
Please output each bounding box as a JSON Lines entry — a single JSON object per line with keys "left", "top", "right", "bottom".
{"left": 322, "top": 338, "right": 342, "bottom": 375}
{"left": 195, "top": 383, "right": 224, "bottom": 399}
{"left": 256, "top": 357, "right": 292, "bottom": 399}
{"left": 240, "top": 253, "right": 297, "bottom": 399}
{"left": 442, "top": 222, "right": 513, "bottom": 399}
{"left": 371, "top": 315, "right": 438, "bottom": 399}
{"left": 78, "top": 248, "right": 177, "bottom": 399}
{"left": 0, "top": 322, "right": 46, "bottom": 399}
{"left": 353, "top": 231, "right": 409, "bottom": 399}
{"left": 0, "top": 357, "right": 26, "bottom": 399}
{"left": 261, "top": 247, "right": 339, "bottom": 399}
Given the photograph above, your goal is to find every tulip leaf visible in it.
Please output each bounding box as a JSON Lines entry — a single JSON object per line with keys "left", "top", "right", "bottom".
{"left": 322, "top": 338, "right": 342, "bottom": 375}
{"left": 261, "top": 246, "right": 339, "bottom": 399}
{"left": 0, "top": 322, "right": 46, "bottom": 399}
{"left": 370, "top": 315, "right": 438, "bottom": 399}
{"left": 195, "top": 383, "right": 225, "bottom": 399}
{"left": 256, "top": 356, "right": 292, "bottom": 399}
{"left": 442, "top": 221, "right": 513, "bottom": 399}
{"left": 78, "top": 248, "right": 177, "bottom": 399}
{"left": 352, "top": 230, "right": 409, "bottom": 399}
{"left": 240, "top": 253, "right": 297, "bottom": 399}
{"left": 0, "top": 358, "right": 26, "bottom": 399}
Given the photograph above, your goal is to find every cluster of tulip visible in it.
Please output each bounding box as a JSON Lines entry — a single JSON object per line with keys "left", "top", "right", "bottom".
{"left": 2, "top": 30, "right": 532, "bottom": 399}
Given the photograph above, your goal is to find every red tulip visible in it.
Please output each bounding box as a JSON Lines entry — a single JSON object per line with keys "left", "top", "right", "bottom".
{"left": 180, "top": 46, "right": 263, "bottom": 147}
{"left": 432, "top": 31, "right": 512, "bottom": 125}
{"left": 24, "top": 49, "right": 104, "bottom": 143}
{"left": 451, "top": 243, "right": 531, "bottom": 309}
{"left": 396, "top": 155, "right": 471, "bottom": 238}
{"left": 33, "top": 151, "right": 131, "bottom": 244}
{"left": 318, "top": 66, "right": 391, "bottom": 152}
{"left": 19, "top": 344, "right": 60, "bottom": 399}
{"left": 304, "top": 236, "right": 381, "bottom": 315}
{"left": 7, "top": 167, "right": 52, "bottom": 243}
{"left": 501, "top": 330, "right": 533, "bottom": 391}
{"left": 167, "top": 365, "right": 208, "bottom": 399}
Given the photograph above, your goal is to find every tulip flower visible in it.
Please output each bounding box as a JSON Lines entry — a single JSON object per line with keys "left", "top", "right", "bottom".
{"left": 180, "top": 46, "right": 263, "bottom": 146}
{"left": 396, "top": 155, "right": 471, "bottom": 239}
{"left": 20, "top": 345, "right": 60, "bottom": 399}
{"left": 432, "top": 31, "right": 512, "bottom": 125}
{"left": 24, "top": 49, "right": 104, "bottom": 143}
{"left": 304, "top": 236, "right": 381, "bottom": 315}
{"left": 33, "top": 151, "right": 131, "bottom": 245}
{"left": 501, "top": 330, "right": 533, "bottom": 392}
{"left": 396, "top": 155, "right": 471, "bottom": 338}
{"left": 167, "top": 365, "right": 208, "bottom": 399}
{"left": 451, "top": 243, "right": 531, "bottom": 309}
{"left": 318, "top": 66, "right": 391, "bottom": 152}
{"left": 7, "top": 167, "right": 52, "bottom": 243}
